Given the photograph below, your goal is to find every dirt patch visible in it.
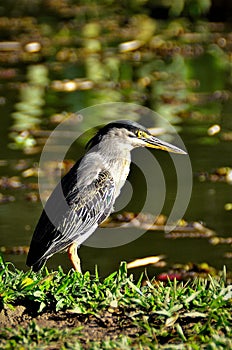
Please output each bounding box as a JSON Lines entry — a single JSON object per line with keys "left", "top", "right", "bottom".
{"left": 0, "top": 305, "right": 140, "bottom": 343}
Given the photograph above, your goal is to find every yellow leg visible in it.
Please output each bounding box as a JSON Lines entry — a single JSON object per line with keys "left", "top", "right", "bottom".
{"left": 68, "top": 242, "right": 82, "bottom": 273}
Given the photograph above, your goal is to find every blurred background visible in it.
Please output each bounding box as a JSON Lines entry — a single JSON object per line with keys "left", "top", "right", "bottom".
{"left": 0, "top": 0, "right": 232, "bottom": 279}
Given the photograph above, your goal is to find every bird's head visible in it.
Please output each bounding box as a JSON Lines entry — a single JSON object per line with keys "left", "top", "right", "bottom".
{"left": 86, "top": 120, "right": 187, "bottom": 154}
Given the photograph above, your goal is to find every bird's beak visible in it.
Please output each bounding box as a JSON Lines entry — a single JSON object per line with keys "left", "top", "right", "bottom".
{"left": 144, "top": 135, "right": 187, "bottom": 154}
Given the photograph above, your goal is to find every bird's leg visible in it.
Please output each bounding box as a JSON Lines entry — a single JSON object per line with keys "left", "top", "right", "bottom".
{"left": 68, "top": 242, "right": 82, "bottom": 273}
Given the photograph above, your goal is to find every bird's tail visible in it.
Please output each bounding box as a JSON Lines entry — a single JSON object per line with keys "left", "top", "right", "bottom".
{"left": 26, "top": 256, "right": 47, "bottom": 272}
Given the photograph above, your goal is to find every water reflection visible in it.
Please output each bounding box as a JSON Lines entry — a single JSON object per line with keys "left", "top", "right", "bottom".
{"left": 0, "top": 3, "right": 232, "bottom": 276}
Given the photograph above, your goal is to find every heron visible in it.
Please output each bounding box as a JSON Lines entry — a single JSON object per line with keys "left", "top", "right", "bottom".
{"left": 26, "top": 120, "right": 186, "bottom": 273}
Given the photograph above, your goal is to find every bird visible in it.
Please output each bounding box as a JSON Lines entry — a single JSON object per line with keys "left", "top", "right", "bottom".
{"left": 26, "top": 120, "right": 186, "bottom": 273}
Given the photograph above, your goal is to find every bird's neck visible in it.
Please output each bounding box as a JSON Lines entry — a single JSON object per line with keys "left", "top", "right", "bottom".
{"left": 98, "top": 141, "right": 132, "bottom": 198}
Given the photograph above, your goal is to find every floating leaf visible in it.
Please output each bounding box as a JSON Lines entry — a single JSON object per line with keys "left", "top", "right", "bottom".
{"left": 127, "top": 255, "right": 165, "bottom": 269}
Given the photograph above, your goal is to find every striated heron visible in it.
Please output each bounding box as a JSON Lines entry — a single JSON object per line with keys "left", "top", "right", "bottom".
{"left": 27, "top": 120, "right": 186, "bottom": 272}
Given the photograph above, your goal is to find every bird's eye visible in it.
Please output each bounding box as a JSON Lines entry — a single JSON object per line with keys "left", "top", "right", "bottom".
{"left": 137, "top": 130, "right": 147, "bottom": 138}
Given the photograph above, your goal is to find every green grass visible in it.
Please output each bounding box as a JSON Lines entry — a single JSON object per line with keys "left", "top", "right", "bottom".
{"left": 0, "top": 256, "right": 232, "bottom": 349}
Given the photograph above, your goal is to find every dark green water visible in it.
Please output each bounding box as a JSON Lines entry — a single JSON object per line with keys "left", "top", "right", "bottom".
{"left": 1, "top": 91, "right": 232, "bottom": 277}
{"left": 0, "top": 6, "right": 232, "bottom": 277}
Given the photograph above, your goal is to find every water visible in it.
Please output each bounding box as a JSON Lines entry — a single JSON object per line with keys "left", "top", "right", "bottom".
{"left": 0, "top": 9, "right": 232, "bottom": 277}
{"left": 1, "top": 113, "right": 232, "bottom": 276}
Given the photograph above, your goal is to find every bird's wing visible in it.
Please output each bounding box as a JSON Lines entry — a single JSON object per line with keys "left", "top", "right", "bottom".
{"left": 58, "top": 169, "right": 115, "bottom": 242}
{"left": 26, "top": 164, "right": 115, "bottom": 266}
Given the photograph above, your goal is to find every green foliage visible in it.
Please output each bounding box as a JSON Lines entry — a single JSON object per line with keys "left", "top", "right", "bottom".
{"left": 0, "top": 256, "right": 232, "bottom": 348}
{"left": 167, "top": 0, "right": 212, "bottom": 18}
{"left": 0, "top": 258, "right": 144, "bottom": 314}
{"left": 0, "top": 321, "right": 82, "bottom": 349}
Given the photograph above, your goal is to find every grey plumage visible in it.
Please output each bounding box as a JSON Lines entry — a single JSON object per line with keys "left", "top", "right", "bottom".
{"left": 27, "top": 120, "right": 186, "bottom": 272}
{"left": 26, "top": 157, "right": 115, "bottom": 271}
